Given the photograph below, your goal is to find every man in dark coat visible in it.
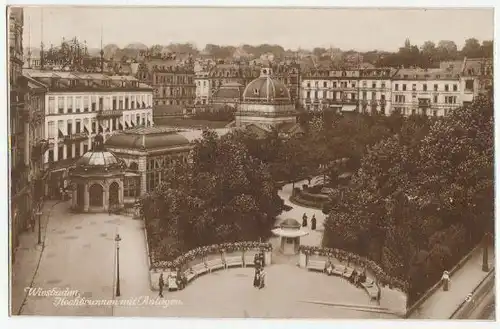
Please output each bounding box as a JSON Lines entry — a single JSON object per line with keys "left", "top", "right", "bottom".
{"left": 302, "top": 213, "right": 308, "bottom": 227}
{"left": 311, "top": 215, "right": 317, "bottom": 230}
{"left": 253, "top": 268, "right": 260, "bottom": 288}
{"left": 158, "top": 273, "right": 164, "bottom": 298}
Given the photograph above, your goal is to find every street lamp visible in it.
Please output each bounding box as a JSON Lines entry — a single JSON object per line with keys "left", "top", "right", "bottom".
{"left": 36, "top": 210, "right": 43, "bottom": 245}
{"left": 115, "top": 233, "right": 122, "bottom": 297}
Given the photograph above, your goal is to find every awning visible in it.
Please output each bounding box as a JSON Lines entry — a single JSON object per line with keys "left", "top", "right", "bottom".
{"left": 271, "top": 228, "right": 309, "bottom": 238}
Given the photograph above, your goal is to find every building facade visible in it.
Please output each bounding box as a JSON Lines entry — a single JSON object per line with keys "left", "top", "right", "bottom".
{"left": 24, "top": 70, "right": 153, "bottom": 198}
{"left": 136, "top": 60, "right": 196, "bottom": 111}
{"left": 391, "top": 68, "right": 462, "bottom": 116}
{"left": 10, "top": 7, "right": 29, "bottom": 259}
{"left": 301, "top": 69, "right": 360, "bottom": 113}
{"left": 358, "top": 68, "right": 394, "bottom": 115}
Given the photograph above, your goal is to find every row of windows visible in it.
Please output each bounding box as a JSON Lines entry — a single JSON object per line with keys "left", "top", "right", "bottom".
{"left": 304, "top": 80, "right": 388, "bottom": 89}
{"left": 305, "top": 91, "right": 358, "bottom": 100}
{"left": 47, "top": 114, "right": 152, "bottom": 137}
{"left": 394, "top": 95, "right": 458, "bottom": 104}
{"left": 394, "top": 83, "right": 458, "bottom": 92}
{"left": 154, "top": 99, "right": 193, "bottom": 106}
{"left": 393, "top": 107, "right": 451, "bottom": 117}
{"left": 47, "top": 94, "right": 153, "bottom": 115}
{"left": 154, "top": 75, "right": 194, "bottom": 85}
{"left": 46, "top": 143, "right": 90, "bottom": 163}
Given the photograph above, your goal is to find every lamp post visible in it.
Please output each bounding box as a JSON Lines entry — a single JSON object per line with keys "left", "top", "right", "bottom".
{"left": 115, "top": 233, "right": 122, "bottom": 297}
{"left": 36, "top": 210, "right": 43, "bottom": 245}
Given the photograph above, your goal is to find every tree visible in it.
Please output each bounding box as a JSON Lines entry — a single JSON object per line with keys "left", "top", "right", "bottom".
{"left": 141, "top": 130, "right": 284, "bottom": 258}
{"left": 480, "top": 40, "right": 493, "bottom": 58}
{"left": 461, "top": 38, "right": 482, "bottom": 58}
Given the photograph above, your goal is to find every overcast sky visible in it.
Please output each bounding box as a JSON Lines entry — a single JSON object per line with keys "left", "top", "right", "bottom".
{"left": 22, "top": 6, "right": 494, "bottom": 52}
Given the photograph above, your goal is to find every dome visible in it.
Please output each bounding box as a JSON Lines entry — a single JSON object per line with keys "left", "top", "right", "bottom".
{"left": 105, "top": 127, "right": 190, "bottom": 150}
{"left": 279, "top": 218, "right": 301, "bottom": 229}
{"left": 242, "top": 67, "right": 290, "bottom": 102}
{"left": 75, "top": 151, "right": 122, "bottom": 168}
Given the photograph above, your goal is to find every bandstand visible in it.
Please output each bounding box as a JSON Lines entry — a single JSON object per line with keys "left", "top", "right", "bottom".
{"left": 272, "top": 218, "right": 309, "bottom": 255}
{"left": 69, "top": 134, "right": 126, "bottom": 213}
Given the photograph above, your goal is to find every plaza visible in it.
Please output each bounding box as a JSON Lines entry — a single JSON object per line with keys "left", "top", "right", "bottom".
{"left": 12, "top": 178, "right": 405, "bottom": 319}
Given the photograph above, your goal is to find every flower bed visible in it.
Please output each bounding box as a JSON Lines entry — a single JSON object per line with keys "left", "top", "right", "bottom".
{"left": 299, "top": 245, "right": 409, "bottom": 292}
{"left": 151, "top": 241, "right": 272, "bottom": 270}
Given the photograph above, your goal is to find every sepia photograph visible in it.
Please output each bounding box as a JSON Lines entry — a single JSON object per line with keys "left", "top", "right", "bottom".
{"left": 7, "top": 4, "right": 495, "bottom": 321}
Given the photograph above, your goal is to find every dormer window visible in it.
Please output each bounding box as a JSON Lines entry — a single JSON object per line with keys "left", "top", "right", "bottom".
{"left": 253, "top": 88, "right": 258, "bottom": 95}
{"left": 342, "top": 71, "right": 346, "bottom": 77}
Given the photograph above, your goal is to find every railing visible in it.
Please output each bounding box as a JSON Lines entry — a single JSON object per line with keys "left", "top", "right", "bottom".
{"left": 96, "top": 109, "right": 124, "bottom": 118}
{"left": 237, "top": 111, "right": 298, "bottom": 118}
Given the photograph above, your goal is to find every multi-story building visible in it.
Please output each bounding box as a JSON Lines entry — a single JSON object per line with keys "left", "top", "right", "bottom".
{"left": 272, "top": 62, "right": 301, "bottom": 106}
{"left": 460, "top": 57, "right": 494, "bottom": 104}
{"left": 391, "top": 68, "right": 462, "bottom": 116}
{"left": 194, "top": 70, "right": 211, "bottom": 106}
{"left": 301, "top": 69, "right": 360, "bottom": 113}
{"left": 9, "top": 7, "right": 29, "bottom": 259}
{"left": 136, "top": 59, "right": 196, "bottom": 111}
{"left": 358, "top": 68, "right": 395, "bottom": 115}
{"left": 23, "top": 70, "right": 154, "bottom": 198}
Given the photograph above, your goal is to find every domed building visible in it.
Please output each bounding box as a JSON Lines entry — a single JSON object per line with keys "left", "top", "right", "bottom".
{"left": 69, "top": 134, "right": 126, "bottom": 212}
{"left": 236, "top": 67, "right": 298, "bottom": 130}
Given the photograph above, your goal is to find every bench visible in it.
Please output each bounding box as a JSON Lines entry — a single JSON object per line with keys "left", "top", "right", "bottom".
{"left": 191, "top": 262, "right": 208, "bottom": 276}
{"left": 206, "top": 259, "right": 225, "bottom": 273}
{"left": 243, "top": 255, "right": 256, "bottom": 267}
{"left": 331, "top": 265, "right": 346, "bottom": 276}
{"left": 343, "top": 267, "right": 354, "bottom": 279}
{"left": 307, "top": 260, "right": 326, "bottom": 272}
{"left": 184, "top": 269, "right": 196, "bottom": 283}
{"left": 225, "top": 256, "right": 243, "bottom": 268}
{"left": 361, "top": 279, "right": 379, "bottom": 300}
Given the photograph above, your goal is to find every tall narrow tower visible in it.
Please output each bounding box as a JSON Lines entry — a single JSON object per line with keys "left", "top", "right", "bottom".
{"left": 40, "top": 8, "right": 44, "bottom": 70}
{"left": 100, "top": 24, "right": 104, "bottom": 73}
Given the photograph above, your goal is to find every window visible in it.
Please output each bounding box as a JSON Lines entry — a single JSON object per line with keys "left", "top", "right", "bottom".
{"left": 371, "top": 92, "right": 376, "bottom": 100}
{"left": 362, "top": 91, "right": 367, "bottom": 100}
{"left": 314, "top": 81, "right": 319, "bottom": 88}
{"left": 351, "top": 93, "right": 356, "bottom": 100}
{"left": 125, "top": 97, "right": 129, "bottom": 109}
{"left": 351, "top": 83, "right": 356, "bottom": 88}
{"left": 411, "top": 109, "right": 416, "bottom": 115}
{"left": 48, "top": 97, "right": 55, "bottom": 114}
{"left": 434, "top": 95, "right": 438, "bottom": 103}
{"left": 381, "top": 82, "right": 386, "bottom": 89}
{"left": 323, "top": 81, "right": 327, "bottom": 88}
{"left": 47, "top": 121, "right": 55, "bottom": 138}
{"left": 131, "top": 96, "right": 136, "bottom": 109}
{"left": 433, "top": 110, "right": 438, "bottom": 117}
{"left": 453, "top": 84, "right": 458, "bottom": 92}
{"left": 83, "top": 96, "right": 89, "bottom": 112}
{"left": 119, "top": 97, "right": 123, "bottom": 110}
{"left": 124, "top": 177, "right": 140, "bottom": 198}
{"left": 75, "top": 97, "right": 82, "bottom": 112}
{"left": 363, "top": 81, "right": 367, "bottom": 87}
{"left": 423, "top": 84, "right": 427, "bottom": 91}
{"left": 465, "top": 80, "right": 474, "bottom": 91}
{"left": 434, "top": 84, "right": 438, "bottom": 91}
{"left": 445, "top": 84, "right": 449, "bottom": 92}
{"left": 333, "top": 82, "right": 337, "bottom": 88}
{"left": 67, "top": 97, "right": 73, "bottom": 113}
{"left": 372, "top": 82, "right": 376, "bottom": 89}
{"left": 112, "top": 96, "right": 117, "bottom": 110}
{"left": 395, "top": 84, "right": 399, "bottom": 91}
{"left": 91, "top": 120, "right": 96, "bottom": 134}
{"left": 314, "top": 91, "right": 318, "bottom": 99}
{"left": 307, "top": 82, "right": 311, "bottom": 88}
{"left": 58, "top": 97, "right": 64, "bottom": 114}
{"left": 91, "top": 96, "right": 96, "bottom": 111}
{"left": 402, "top": 84, "right": 407, "bottom": 91}
{"left": 322, "top": 91, "right": 327, "bottom": 98}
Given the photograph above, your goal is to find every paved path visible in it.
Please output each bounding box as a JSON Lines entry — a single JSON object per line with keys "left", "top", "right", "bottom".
{"left": 409, "top": 245, "right": 495, "bottom": 319}
{"left": 276, "top": 178, "right": 326, "bottom": 247}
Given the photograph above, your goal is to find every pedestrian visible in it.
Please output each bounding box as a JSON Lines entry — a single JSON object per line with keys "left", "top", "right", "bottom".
{"left": 158, "top": 273, "right": 164, "bottom": 298}
{"left": 259, "top": 269, "right": 266, "bottom": 289}
{"left": 442, "top": 270, "right": 450, "bottom": 291}
{"left": 377, "top": 283, "right": 381, "bottom": 305}
{"left": 311, "top": 215, "right": 317, "bottom": 230}
{"left": 253, "top": 268, "right": 260, "bottom": 288}
{"left": 302, "top": 213, "right": 308, "bottom": 227}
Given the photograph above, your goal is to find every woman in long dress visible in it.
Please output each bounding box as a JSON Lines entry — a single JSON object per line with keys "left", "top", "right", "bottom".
{"left": 259, "top": 269, "right": 266, "bottom": 289}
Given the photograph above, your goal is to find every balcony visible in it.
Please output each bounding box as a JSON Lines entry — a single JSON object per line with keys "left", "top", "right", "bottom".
{"left": 325, "top": 99, "right": 358, "bottom": 106}
{"left": 64, "top": 132, "right": 88, "bottom": 144}
{"left": 96, "top": 109, "right": 123, "bottom": 119}
{"left": 237, "top": 110, "right": 298, "bottom": 118}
